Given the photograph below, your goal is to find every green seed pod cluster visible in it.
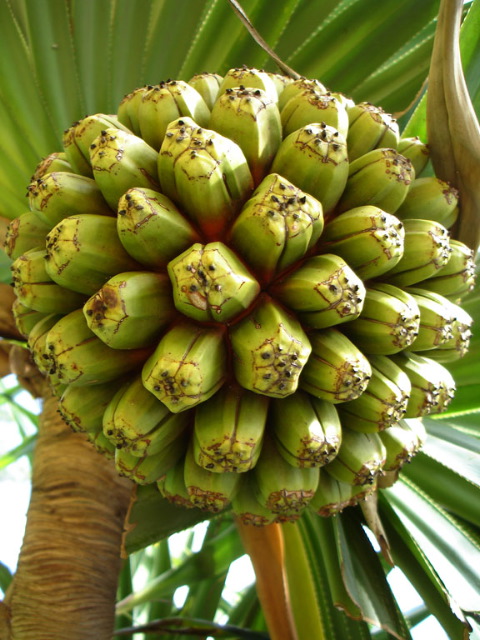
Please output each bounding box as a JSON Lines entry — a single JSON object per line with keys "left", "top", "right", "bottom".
{"left": 5, "top": 66, "right": 476, "bottom": 524}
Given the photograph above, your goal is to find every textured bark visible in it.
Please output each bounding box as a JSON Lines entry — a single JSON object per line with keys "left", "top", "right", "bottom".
{"left": 2, "top": 394, "right": 133, "bottom": 640}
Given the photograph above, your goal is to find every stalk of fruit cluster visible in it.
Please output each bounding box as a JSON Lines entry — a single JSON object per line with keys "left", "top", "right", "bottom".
{"left": 193, "top": 385, "right": 269, "bottom": 472}
{"left": 270, "top": 391, "right": 342, "bottom": 468}
{"left": 300, "top": 328, "right": 372, "bottom": 404}
{"left": 116, "top": 187, "right": 200, "bottom": 269}
{"left": 229, "top": 173, "right": 324, "bottom": 283}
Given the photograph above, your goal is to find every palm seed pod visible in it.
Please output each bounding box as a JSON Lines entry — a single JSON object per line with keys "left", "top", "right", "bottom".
{"left": 7, "top": 64, "right": 474, "bottom": 524}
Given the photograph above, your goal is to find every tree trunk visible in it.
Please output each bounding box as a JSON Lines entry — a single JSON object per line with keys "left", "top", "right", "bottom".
{"left": 1, "top": 392, "right": 133, "bottom": 640}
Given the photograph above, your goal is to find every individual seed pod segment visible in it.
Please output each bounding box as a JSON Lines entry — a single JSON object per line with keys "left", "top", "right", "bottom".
{"left": 346, "top": 102, "right": 400, "bottom": 161}
{"left": 45, "top": 309, "right": 149, "bottom": 386}
{"left": 309, "top": 473, "right": 356, "bottom": 517}
{"left": 300, "top": 328, "right": 372, "bottom": 403}
{"left": 137, "top": 80, "right": 210, "bottom": 151}
{"left": 217, "top": 66, "right": 279, "bottom": 103}
{"left": 414, "top": 239, "right": 476, "bottom": 300}
{"left": 157, "top": 457, "right": 196, "bottom": 510}
{"left": 45, "top": 214, "right": 141, "bottom": 295}
{"left": 184, "top": 440, "right": 240, "bottom": 513}
{"left": 142, "top": 321, "right": 227, "bottom": 413}
{"left": 63, "top": 114, "right": 131, "bottom": 177}
{"left": 59, "top": 380, "right": 119, "bottom": 434}
{"left": 338, "top": 354, "right": 411, "bottom": 432}
{"left": 229, "top": 173, "right": 324, "bottom": 284}
{"left": 193, "top": 385, "right": 269, "bottom": 472}
{"left": 277, "top": 77, "right": 327, "bottom": 111}
{"left": 167, "top": 242, "right": 260, "bottom": 323}
{"left": 281, "top": 91, "right": 349, "bottom": 138}
{"left": 90, "top": 128, "right": 160, "bottom": 210}
{"left": 102, "top": 375, "right": 190, "bottom": 457}
{"left": 27, "top": 172, "right": 112, "bottom": 226}
{"left": 342, "top": 283, "right": 421, "bottom": 355}
{"left": 252, "top": 436, "right": 319, "bottom": 520}
{"left": 4, "top": 212, "right": 52, "bottom": 260}
{"left": 335, "top": 148, "right": 414, "bottom": 214}
{"left": 405, "top": 288, "right": 456, "bottom": 351}
{"left": 117, "top": 86, "right": 150, "bottom": 135}
{"left": 188, "top": 72, "right": 223, "bottom": 110}
{"left": 270, "top": 253, "right": 365, "bottom": 329}
{"left": 397, "top": 137, "right": 430, "bottom": 176}
{"left": 158, "top": 117, "right": 254, "bottom": 238}
{"left": 384, "top": 219, "right": 452, "bottom": 287}
{"left": 232, "top": 475, "right": 277, "bottom": 526}
{"left": 394, "top": 177, "right": 459, "bottom": 229}
{"left": 117, "top": 187, "right": 200, "bottom": 269}
{"left": 270, "top": 391, "right": 342, "bottom": 468}
{"left": 11, "top": 248, "right": 87, "bottom": 313}
{"left": 390, "top": 351, "right": 456, "bottom": 417}
{"left": 83, "top": 271, "right": 174, "bottom": 349}
{"left": 209, "top": 86, "right": 282, "bottom": 185}
{"left": 323, "top": 428, "right": 386, "bottom": 486}
{"left": 271, "top": 123, "right": 349, "bottom": 214}
{"left": 28, "top": 314, "right": 64, "bottom": 376}
{"left": 32, "top": 152, "right": 72, "bottom": 179}
{"left": 229, "top": 296, "right": 311, "bottom": 398}
{"left": 321, "top": 206, "right": 405, "bottom": 280}
{"left": 380, "top": 418, "right": 426, "bottom": 472}
{"left": 11, "top": 300, "right": 46, "bottom": 338}
{"left": 426, "top": 304, "right": 473, "bottom": 362}
{"left": 115, "top": 436, "right": 187, "bottom": 485}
